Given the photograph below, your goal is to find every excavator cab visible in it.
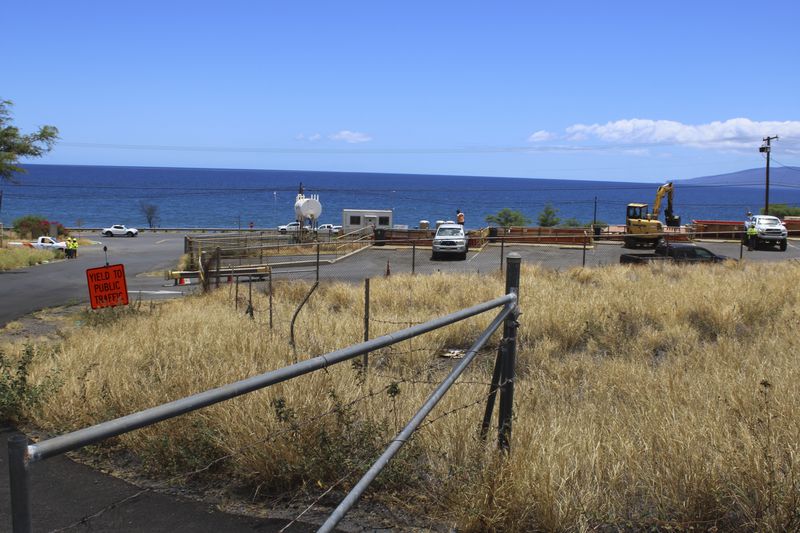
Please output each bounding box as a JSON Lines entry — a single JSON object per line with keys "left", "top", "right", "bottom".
{"left": 626, "top": 203, "right": 648, "bottom": 221}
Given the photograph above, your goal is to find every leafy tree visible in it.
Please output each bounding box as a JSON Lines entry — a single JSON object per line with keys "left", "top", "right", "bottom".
{"left": 139, "top": 201, "right": 160, "bottom": 228}
{"left": 537, "top": 203, "right": 560, "bottom": 227}
{"left": 762, "top": 204, "right": 800, "bottom": 218}
{"left": 0, "top": 100, "right": 59, "bottom": 183}
{"left": 484, "top": 208, "right": 531, "bottom": 228}
{"left": 12, "top": 215, "right": 67, "bottom": 238}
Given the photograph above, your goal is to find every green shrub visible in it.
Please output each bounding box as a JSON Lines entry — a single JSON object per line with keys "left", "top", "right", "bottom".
{"left": 0, "top": 345, "right": 61, "bottom": 424}
{"left": 763, "top": 204, "right": 800, "bottom": 218}
{"left": 12, "top": 215, "right": 68, "bottom": 239}
{"left": 485, "top": 208, "right": 531, "bottom": 228}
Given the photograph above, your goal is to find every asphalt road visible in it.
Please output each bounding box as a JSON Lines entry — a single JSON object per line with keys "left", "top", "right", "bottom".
{"left": 0, "top": 427, "right": 322, "bottom": 532}
{"left": 3, "top": 234, "right": 800, "bottom": 326}
{"left": 273, "top": 238, "right": 800, "bottom": 283}
{"left": 0, "top": 232, "right": 188, "bottom": 326}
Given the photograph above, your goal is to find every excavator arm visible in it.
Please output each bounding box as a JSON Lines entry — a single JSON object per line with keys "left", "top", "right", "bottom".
{"left": 651, "top": 182, "right": 673, "bottom": 219}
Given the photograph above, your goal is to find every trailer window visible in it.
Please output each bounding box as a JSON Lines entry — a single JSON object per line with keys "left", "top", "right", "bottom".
{"left": 378, "top": 216, "right": 390, "bottom": 226}
{"left": 349, "top": 215, "right": 361, "bottom": 225}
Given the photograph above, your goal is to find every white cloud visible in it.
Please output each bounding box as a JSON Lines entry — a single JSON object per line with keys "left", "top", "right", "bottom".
{"left": 296, "top": 132, "right": 322, "bottom": 142}
{"left": 329, "top": 130, "right": 372, "bottom": 144}
{"left": 564, "top": 118, "right": 800, "bottom": 151}
{"left": 528, "top": 130, "right": 554, "bottom": 142}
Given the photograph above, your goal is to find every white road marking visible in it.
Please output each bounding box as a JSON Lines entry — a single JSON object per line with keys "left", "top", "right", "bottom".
{"left": 156, "top": 239, "right": 172, "bottom": 244}
{"left": 129, "top": 290, "right": 183, "bottom": 295}
{"left": 466, "top": 245, "right": 487, "bottom": 263}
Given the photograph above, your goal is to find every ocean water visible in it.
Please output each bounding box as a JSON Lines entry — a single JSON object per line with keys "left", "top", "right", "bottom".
{"left": 2, "top": 164, "right": 799, "bottom": 230}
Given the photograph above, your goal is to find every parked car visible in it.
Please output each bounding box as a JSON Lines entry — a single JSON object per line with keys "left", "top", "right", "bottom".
{"left": 277, "top": 221, "right": 304, "bottom": 233}
{"left": 102, "top": 225, "right": 139, "bottom": 237}
{"left": 431, "top": 223, "right": 468, "bottom": 260}
{"left": 620, "top": 242, "right": 730, "bottom": 264}
{"left": 317, "top": 224, "right": 342, "bottom": 234}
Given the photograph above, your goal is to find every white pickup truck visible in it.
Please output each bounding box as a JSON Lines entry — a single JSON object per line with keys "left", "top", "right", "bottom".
{"left": 8, "top": 236, "right": 68, "bottom": 251}
{"left": 745, "top": 215, "right": 788, "bottom": 251}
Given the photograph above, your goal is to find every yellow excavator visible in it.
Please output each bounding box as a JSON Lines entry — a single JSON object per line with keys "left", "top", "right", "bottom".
{"left": 624, "top": 181, "right": 681, "bottom": 248}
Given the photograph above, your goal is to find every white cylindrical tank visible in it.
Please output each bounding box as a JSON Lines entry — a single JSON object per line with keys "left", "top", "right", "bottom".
{"left": 435, "top": 220, "right": 445, "bottom": 228}
{"left": 419, "top": 220, "right": 429, "bottom": 229}
{"left": 294, "top": 195, "right": 322, "bottom": 221}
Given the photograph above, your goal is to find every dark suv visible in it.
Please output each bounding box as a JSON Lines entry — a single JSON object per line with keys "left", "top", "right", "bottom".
{"left": 654, "top": 242, "right": 729, "bottom": 262}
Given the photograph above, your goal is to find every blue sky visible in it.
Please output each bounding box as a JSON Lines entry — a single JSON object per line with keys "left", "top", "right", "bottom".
{"left": 6, "top": 0, "right": 800, "bottom": 181}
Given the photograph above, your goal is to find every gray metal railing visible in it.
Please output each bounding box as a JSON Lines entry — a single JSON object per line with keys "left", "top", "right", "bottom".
{"left": 7, "top": 254, "right": 522, "bottom": 533}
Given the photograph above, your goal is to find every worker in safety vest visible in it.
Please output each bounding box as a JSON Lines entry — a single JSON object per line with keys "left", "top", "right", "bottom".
{"left": 65, "top": 237, "right": 74, "bottom": 258}
{"left": 70, "top": 237, "right": 78, "bottom": 258}
{"left": 456, "top": 209, "right": 465, "bottom": 226}
{"left": 746, "top": 223, "right": 757, "bottom": 251}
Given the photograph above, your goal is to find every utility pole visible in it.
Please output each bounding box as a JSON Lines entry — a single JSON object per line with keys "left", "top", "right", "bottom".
{"left": 760, "top": 135, "right": 778, "bottom": 215}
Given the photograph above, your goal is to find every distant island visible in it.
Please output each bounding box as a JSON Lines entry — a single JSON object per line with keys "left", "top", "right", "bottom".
{"left": 680, "top": 166, "right": 800, "bottom": 188}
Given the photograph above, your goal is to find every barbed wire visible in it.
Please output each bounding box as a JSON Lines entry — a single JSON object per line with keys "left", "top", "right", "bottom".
{"left": 48, "top": 360, "right": 507, "bottom": 531}
{"left": 369, "top": 317, "right": 425, "bottom": 326}
{"left": 278, "top": 379, "right": 511, "bottom": 532}
{"left": 47, "top": 360, "right": 442, "bottom": 531}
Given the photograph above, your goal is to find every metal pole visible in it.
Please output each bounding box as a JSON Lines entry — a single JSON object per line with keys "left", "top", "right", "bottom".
{"left": 412, "top": 241, "right": 416, "bottom": 275}
{"left": 582, "top": 231, "right": 587, "bottom": 267}
{"left": 593, "top": 196, "right": 597, "bottom": 226}
{"left": 268, "top": 273, "right": 273, "bottom": 331}
{"left": 500, "top": 235, "right": 505, "bottom": 272}
{"left": 498, "top": 252, "right": 521, "bottom": 453}
{"left": 247, "top": 276, "right": 254, "bottom": 319}
{"left": 215, "top": 247, "right": 221, "bottom": 288}
{"left": 480, "top": 343, "right": 504, "bottom": 440}
{"left": 316, "top": 242, "right": 320, "bottom": 283}
{"left": 363, "top": 278, "right": 370, "bottom": 370}
{"left": 9, "top": 434, "right": 32, "bottom": 533}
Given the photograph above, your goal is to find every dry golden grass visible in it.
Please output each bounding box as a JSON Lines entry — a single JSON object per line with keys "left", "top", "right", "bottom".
{"left": 17, "top": 261, "right": 800, "bottom": 530}
{"left": 0, "top": 247, "right": 59, "bottom": 270}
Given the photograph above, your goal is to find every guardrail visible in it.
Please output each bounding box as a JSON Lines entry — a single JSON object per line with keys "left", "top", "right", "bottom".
{"left": 7, "top": 254, "right": 523, "bottom": 533}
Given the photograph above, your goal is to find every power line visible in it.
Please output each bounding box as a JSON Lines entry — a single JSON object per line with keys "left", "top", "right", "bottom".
{"left": 5, "top": 179, "right": 795, "bottom": 193}
{"left": 58, "top": 134, "right": 772, "bottom": 155}
{"left": 770, "top": 156, "right": 800, "bottom": 174}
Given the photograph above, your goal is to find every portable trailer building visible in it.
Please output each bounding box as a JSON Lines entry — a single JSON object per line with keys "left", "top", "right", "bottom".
{"left": 342, "top": 209, "right": 393, "bottom": 234}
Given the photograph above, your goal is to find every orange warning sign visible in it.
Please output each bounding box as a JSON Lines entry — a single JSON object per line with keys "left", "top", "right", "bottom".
{"left": 86, "top": 264, "right": 129, "bottom": 309}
